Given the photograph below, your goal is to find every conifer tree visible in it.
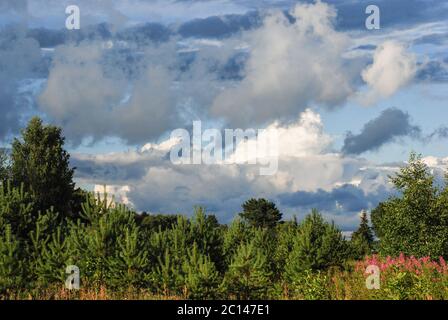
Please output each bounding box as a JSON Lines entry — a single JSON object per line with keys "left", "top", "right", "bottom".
{"left": 223, "top": 242, "right": 272, "bottom": 299}
{"left": 350, "top": 211, "right": 374, "bottom": 259}
{"left": 35, "top": 226, "right": 73, "bottom": 287}
{"left": 182, "top": 243, "right": 221, "bottom": 299}
{"left": 285, "top": 210, "right": 347, "bottom": 277}
{"left": 239, "top": 198, "right": 282, "bottom": 229}
{"left": 0, "top": 182, "right": 36, "bottom": 238}
{"left": 108, "top": 227, "right": 148, "bottom": 288}
{"left": 222, "top": 218, "right": 254, "bottom": 267}
{"left": 0, "top": 225, "right": 26, "bottom": 294}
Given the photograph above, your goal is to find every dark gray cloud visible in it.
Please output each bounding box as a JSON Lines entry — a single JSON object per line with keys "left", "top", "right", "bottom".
{"left": 278, "top": 184, "right": 390, "bottom": 213}
{"left": 417, "top": 60, "right": 448, "bottom": 83}
{"left": 342, "top": 108, "right": 421, "bottom": 155}
{"left": 178, "top": 11, "right": 261, "bottom": 38}
{"left": 0, "top": 26, "right": 42, "bottom": 140}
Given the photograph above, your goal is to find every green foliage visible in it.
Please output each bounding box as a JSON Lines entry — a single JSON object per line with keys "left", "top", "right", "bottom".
{"left": 239, "top": 198, "right": 282, "bottom": 229}
{"left": 3, "top": 116, "right": 448, "bottom": 301}
{"left": 285, "top": 210, "right": 347, "bottom": 276}
{"left": 286, "top": 270, "right": 330, "bottom": 300}
{"left": 35, "top": 227, "right": 73, "bottom": 287}
{"left": 0, "top": 225, "right": 26, "bottom": 294}
{"left": 0, "top": 149, "right": 11, "bottom": 182}
{"left": 223, "top": 242, "right": 272, "bottom": 299}
{"left": 138, "top": 213, "right": 179, "bottom": 232}
{"left": 350, "top": 211, "right": 374, "bottom": 259}
{"left": 0, "top": 182, "right": 36, "bottom": 238}
{"left": 273, "top": 219, "right": 299, "bottom": 276}
{"left": 107, "top": 227, "right": 148, "bottom": 288}
{"left": 181, "top": 243, "right": 221, "bottom": 299}
{"left": 373, "top": 152, "right": 448, "bottom": 258}
{"left": 11, "top": 117, "right": 75, "bottom": 216}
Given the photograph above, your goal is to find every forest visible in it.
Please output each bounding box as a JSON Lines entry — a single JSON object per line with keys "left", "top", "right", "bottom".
{"left": 0, "top": 118, "right": 447, "bottom": 300}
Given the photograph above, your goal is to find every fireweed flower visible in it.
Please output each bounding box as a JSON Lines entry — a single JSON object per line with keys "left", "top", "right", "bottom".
{"left": 357, "top": 253, "right": 448, "bottom": 276}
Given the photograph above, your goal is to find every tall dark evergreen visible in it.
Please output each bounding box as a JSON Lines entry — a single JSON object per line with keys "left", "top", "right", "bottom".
{"left": 350, "top": 211, "right": 374, "bottom": 259}
{"left": 239, "top": 198, "right": 282, "bottom": 229}
{"left": 11, "top": 117, "right": 75, "bottom": 216}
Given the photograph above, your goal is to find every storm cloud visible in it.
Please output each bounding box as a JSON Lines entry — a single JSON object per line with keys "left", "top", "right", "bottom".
{"left": 342, "top": 108, "right": 421, "bottom": 155}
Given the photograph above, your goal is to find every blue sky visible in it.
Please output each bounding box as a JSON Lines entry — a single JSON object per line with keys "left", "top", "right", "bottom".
{"left": 1, "top": 0, "right": 448, "bottom": 230}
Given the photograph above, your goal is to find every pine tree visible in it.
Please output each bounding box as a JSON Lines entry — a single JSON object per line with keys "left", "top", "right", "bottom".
{"left": 153, "top": 248, "right": 184, "bottom": 295}
{"left": 285, "top": 210, "right": 347, "bottom": 277}
{"left": 222, "top": 218, "right": 254, "bottom": 267}
{"left": 350, "top": 211, "right": 374, "bottom": 259}
{"left": 190, "top": 207, "right": 224, "bottom": 270}
{"left": 0, "top": 225, "right": 26, "bottom": 295}
{"left": 0, "top": 182, "right": 36, "bottom": 239}
{"left": 223, "top": 242, "right": 272, "bottom": 299}
{"left": 182, "top": 243, "right": 221, "bottom": 299}
{"left": 35, "top": 226, "right": 73, "bottom": 287}
{"left": 107, "top": 227, "right": 148, "bottom": 288}
{"left": 239, "top": 198, "right": 282, "bottom": 229}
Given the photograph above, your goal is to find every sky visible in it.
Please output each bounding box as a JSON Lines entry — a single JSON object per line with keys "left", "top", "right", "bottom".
{"left": 1, "top": 0, "right": 448, "bottom": 230}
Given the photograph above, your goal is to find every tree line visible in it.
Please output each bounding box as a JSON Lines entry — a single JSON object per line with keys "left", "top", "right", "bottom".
{"left": 0, "top": 118, "right": 447, "bottom": 299}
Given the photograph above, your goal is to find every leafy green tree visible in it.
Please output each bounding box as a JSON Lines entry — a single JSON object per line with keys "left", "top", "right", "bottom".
{"left": 285, "top": 210, "right": 347, "bottom": 277}
{"left": 350, "top": 211, "right": 374, "bottom": 259}
{"left": 370, "top": 202, "right": 386, "bottom": 239}
{"left": 374, "top": 152, "right": 448, "bottom": 258}
{"left": 239, "top": 198, "right": 282, "bottom": 229}
{"left": 223, "top": 242, "right": 272, "bottom": 299}
{"left": 11, "top": 117, "right": 75, "bottom": 216}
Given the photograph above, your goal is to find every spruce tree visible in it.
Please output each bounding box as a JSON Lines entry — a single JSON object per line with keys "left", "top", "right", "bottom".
{"left": 350, "top": 211, "right": 374, "bottom": 259}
